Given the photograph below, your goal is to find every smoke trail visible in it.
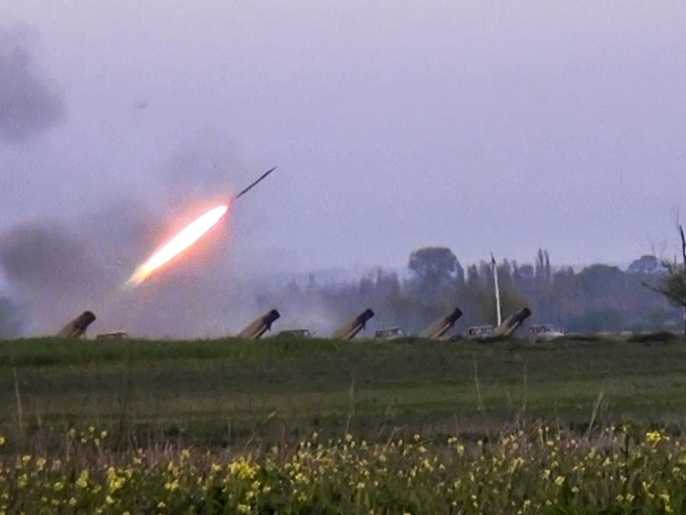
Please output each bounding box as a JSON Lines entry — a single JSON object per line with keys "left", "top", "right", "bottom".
{"left": 0, "top": 199, "right": 259, "bottom": 338}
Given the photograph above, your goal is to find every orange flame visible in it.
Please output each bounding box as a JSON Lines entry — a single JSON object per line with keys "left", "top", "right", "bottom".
{"left": 126, "top": 205, "right": 228, "bottom": 287}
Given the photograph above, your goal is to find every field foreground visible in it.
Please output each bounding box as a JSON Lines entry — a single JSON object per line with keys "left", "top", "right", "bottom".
{"left": 0, "top": 428, "right": 684, "bottom": 514}
{"left": 1, "top": 336, "right": 686, "bottom": 513}
{"left": 1, "top": 335, "right": 686, "bottom": 450}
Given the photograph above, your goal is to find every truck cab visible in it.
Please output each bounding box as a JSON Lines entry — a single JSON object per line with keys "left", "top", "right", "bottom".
{"left": 276, "top": 329, "right": 313, "bottom": 338}
{"left": 466, "top": 325, "right": 496, "bottom": 340}
{"left": 374, "top": 327, "right": 405, "bottom": 340}
{"left": 528, "top": 324, "right": 564, "bottom": 341}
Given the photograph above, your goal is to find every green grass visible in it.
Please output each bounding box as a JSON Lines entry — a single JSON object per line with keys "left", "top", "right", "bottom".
{"left": 1, "top": 336, "right": 686, "bottom": 450}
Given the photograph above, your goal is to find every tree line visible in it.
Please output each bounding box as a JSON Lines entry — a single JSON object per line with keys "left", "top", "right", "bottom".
{"left": 263, "top": 247, "right": 684, "bottom": 335}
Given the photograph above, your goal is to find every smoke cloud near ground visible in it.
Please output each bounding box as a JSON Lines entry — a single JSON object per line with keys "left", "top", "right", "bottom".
{"left": 0, "top": 137, "right": 338, "bottom": 338}
{"left": 0, "top": 213, "right": 339, "bottom": 338}
{"left": 0, "top": 24, "right": 64, "bottom": 143}
{"left": 0, "top": 181, "right": 222, "bottom": 337}
{"left": 0, "top": 222, "right": 99, "bottom": 297}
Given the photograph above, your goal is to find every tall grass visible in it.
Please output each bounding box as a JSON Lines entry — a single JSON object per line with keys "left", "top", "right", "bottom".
{"left": 0, "top": 426, "right": 684, "bottom": 514}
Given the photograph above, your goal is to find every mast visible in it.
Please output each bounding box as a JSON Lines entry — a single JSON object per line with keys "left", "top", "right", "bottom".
{"left": 491, "top": 253, "right": 502, "bottom": 327}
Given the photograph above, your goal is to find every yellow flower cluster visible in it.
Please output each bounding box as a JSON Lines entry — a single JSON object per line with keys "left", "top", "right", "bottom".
{"left": 0, "top": 427, "right": 684, "bottom": 514}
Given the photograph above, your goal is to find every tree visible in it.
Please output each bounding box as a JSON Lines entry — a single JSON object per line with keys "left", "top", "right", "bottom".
{"left": 578, "top": 264, "right": 625, "bottom": 298}
{"left": 466, "top": 264, "right": 480, "bottom": 288}
{"left": 644, "top": 225, "right": 686, "bottom": 335}
{"left": 455, "top": 259, "right": 465, "bottom": 286}
{"left": 408, "top": 247, "right": 458, "bottom": 306}
{"left": 375, "top": 269, "right": 401, "bottom": 297}
{"left": 535, "top": 249, "right": 545, "bottom": 282}
{"left": 408, "top": 247, "right": 458, "bottom": 293}
{"left": 628, "top": 255, "right": 662, "bottom": 275}
{"left": 358, "top": 275, "right": 374, "bottom": 295}
{"left": 534, "top": 249, "right": 552, "bottom": 284}
{"left": 661, "top": 270, "right": 686, "bottom": 308}
{"left": 544, "top": 250, "right": 552, "bottom": 283}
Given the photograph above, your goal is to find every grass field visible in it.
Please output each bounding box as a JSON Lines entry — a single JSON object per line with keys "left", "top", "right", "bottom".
{"left": 2, "top": 335, "right": 686, "bottom": 513}
{"left": 1, "top": 335, "right": 686, "bottom": 452}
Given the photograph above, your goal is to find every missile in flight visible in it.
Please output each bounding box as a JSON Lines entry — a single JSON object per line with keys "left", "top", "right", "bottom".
{"left": 235, "top": 167, "right": 278, "bottom": 200}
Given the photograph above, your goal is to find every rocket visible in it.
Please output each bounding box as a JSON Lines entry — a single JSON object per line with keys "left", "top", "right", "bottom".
{"left": 235, "top": 167, "right": 278, "bottom": 200}
{"left": 125, "top": 166, "right": 279, "bottom": 288}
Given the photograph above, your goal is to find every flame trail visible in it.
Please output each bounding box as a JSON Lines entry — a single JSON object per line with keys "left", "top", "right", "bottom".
{"left": 125, "top": 167, "right": 276, "bottom": 288}
{"left": 126, "top": 205, "right": 228, "bottom": 287}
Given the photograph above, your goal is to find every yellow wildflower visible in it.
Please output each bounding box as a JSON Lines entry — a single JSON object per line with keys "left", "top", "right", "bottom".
{"left": 164, "top": 479, "right": 179, "bottom": 492}
{"left": 646, "top": 430, "right": 667, "bottom": 445}
{"left": 76, "top": 470, "right": 89, "bottom": 488}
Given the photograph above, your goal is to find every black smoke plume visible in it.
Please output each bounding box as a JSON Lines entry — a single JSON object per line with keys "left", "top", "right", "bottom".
{"left": 0, "top": 24, "right": 65, "bottom": 143}
{"left": 0, "top": 138, "right": 272, "bottom": 337}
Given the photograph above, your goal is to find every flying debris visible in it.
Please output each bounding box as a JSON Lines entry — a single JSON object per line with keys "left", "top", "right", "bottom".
{"left": 333, "top": 309, "right": 375, "bottom": 341}
{"left": 238, "top": 309, "right": 281, "bottom": 340}
{"left": 57, "top": 311, "right": 96, "bottom": 338}
{"left": 420, "top": 307, "right": 463, "bottom": 340}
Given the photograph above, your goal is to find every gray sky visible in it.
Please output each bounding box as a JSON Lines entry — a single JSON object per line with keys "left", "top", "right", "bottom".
{"left": 2, "top": 0, "right": 686, "bottom": 274}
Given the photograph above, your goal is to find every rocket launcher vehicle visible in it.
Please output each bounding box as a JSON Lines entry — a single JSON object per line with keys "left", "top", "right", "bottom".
{"left": 494, "top": 307, "right": 532, "bottom": 337}
{"left": 238, "top": 309, "right": 281, "bottom": 340}
{"left": 420, "top": 307, "right": 463, "bottom": 340}
{"left": 333, "top": 309, "right": 375, "bottom": 340}
{"left": 57, "top": 311, "right": 96, "bottom": 338}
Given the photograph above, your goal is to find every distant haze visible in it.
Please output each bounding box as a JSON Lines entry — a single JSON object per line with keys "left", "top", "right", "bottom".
{"left": 1, "top": 2, "right": 685, "bottom": 334}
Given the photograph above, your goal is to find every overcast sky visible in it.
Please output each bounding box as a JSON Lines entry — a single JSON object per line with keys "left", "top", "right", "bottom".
{"left": 2, "top": 1, "right": 686, "bottom": 274}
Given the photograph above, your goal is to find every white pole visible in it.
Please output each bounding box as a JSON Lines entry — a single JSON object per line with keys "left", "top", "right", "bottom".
{"left": 491, "top": 253, "right": 502, "bottom": 326}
